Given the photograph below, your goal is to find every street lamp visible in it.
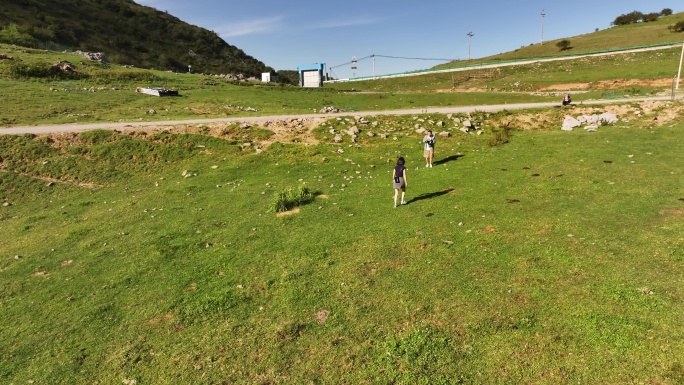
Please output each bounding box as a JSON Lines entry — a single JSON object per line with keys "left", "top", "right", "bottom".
{"left": 467, "top": 32, "right": 474, "bottom": 60}
{"left": 541, "top": 10, "right": 545, "bottom": 45}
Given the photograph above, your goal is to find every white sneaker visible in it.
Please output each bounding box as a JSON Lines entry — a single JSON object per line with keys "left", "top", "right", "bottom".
{"left": 429, "top": 164, "right": 433, "bottom": 168}
{"left": 401, "top": 201, "right": 407, "bottom": 205}
{"left": 426, "top": 164, "right": 429, "bottom": 168}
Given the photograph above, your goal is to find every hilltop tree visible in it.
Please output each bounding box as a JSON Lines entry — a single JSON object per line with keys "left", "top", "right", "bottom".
{"left": 661, "top": 8, "right": 673, "bottom": 16}
{"left": 612, "top": 11, "right": 644, "bottom": 26}
{"left": 642, "top": 12, "right": 660, "bottom": 22}
{"left": 556, "top": 39, "right": 571, "bottom": 51}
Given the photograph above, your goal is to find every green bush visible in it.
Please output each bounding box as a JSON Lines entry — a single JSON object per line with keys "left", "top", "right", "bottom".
{"left": 487, "top": 126, "right": 511, "bottom": 147}
{"left": 0, "top": 23, "right": 34, "bottom": 46}
{"left": 271, "top": 185, "right": 313, "bottom": 213}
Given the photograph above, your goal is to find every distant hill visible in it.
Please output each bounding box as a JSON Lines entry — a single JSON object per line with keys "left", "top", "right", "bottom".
{"left": 437, "top": 10, "right": 684, "bottom": 68}
{"left": 0, "top": 0, "right": 271, "bottom": 76}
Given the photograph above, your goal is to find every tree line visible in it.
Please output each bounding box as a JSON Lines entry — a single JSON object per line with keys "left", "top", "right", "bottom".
{"left": 611, "top": 9, "right": 673, "bottom": 26}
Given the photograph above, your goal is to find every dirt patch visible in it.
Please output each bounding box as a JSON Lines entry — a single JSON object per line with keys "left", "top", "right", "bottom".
{"left": 276, "top": 207, "right": 301, "bottom": 217}
{"left": 659, "top": 208, "right": 684, "bottom": 223}
{"left": 0, "top": 167, "right": 103, "bottom": 189}
{"left": 116, "top": 117, "right": 325, "bottom": 149}
{"left": 538, "top": 78, "right": 672, "bottom": 92}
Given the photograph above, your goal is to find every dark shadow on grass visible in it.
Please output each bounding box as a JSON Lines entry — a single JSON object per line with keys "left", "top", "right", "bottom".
{"left": 406, "top": 188, "right": 455, "bottom": 204}
{"left": 433, "top": 155, "right": 464, "bottom": 166}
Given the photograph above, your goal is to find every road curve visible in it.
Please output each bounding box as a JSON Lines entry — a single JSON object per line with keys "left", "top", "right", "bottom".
{"left": 0, "top": 96, "right": 675, "bottom": 135}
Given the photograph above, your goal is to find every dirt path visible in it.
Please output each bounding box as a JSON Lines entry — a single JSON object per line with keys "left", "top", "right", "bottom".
{"left": 0, "top": 96, "right": 675, "bottom": 136}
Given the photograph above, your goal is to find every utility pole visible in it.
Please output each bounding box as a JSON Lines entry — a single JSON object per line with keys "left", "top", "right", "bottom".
{"left": 351, "top": 56, "right": 357, "bottom": 78}
{"left": 372, "top": 54, "right": 376, "bottom": 79}
{"left": 541, "top": 10, "right": 545, "bottom": 45}
{"left": 467, "top": 32, "right": 474, "bottom": 60}
{"left": 677, "top": 42, "right": 684, "bottom": 89}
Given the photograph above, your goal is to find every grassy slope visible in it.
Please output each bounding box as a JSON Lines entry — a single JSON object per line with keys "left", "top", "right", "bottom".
{"left": 0, "top": 43, "right": 681, "bottom": 128}
{"left": 1, "top": 112, "right": 683, "bottom": 383}
{"left": 1, "top": 12, "right": 684, "bottom": 384}
{"left": 439, "top": 12, "right": 684, "bottom": 66}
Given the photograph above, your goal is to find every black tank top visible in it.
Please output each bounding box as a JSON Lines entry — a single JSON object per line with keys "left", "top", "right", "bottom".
{"left": 394, "top": 165, "right": 405, "bottom": 178}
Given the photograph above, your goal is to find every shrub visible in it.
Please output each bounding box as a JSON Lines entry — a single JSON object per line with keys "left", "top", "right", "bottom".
{"left": 670, "top": 21, "right": 684, "bottom": 33}
{"left": 0, "top": 24, "right": 34, "bottom": 46}
{"left": 271, "top": 185, "right": 313, "bottom": 213}
{"left": 556, "top": 39, "right": 571, "bottom": 51}
{"left": 487, "top": 126, "right": 511, "bottom": 147}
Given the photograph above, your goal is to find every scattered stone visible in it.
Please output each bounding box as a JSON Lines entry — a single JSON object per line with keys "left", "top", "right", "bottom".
{"left": 51, "top": 61, "right": 76, "bottom": 73}
{"left": 76, "top": 51, "right": 109, "bottom": 63}
{"left": 319, "top": 106, "right": 344, "bottom": 113}
{"left": 562, "top": 115, "right": 581, "bottom": 131}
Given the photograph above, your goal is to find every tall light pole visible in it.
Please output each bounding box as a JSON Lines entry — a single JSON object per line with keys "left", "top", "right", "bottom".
{"left": 467, "top": 32, "right": 474, "bottom": 60}
{"left": 541, "top": 10, "right": 545, "bottom": 45}
{"left": 351, "top": 56, "right": 357, "bottom": 78}
{"left": 677, "top": 42, "right": 684, "bottom": 89}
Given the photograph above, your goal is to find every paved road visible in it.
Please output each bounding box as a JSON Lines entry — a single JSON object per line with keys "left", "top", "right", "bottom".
{"left": 0, "top": 96, "right": 676, "bottom": 135}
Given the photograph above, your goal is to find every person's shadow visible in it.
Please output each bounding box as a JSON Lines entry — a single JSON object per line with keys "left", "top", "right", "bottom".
{"left": 433, "top": 154, "right": 464, "bottom": 166}
{"left": 406, "top": 188, "right": 455, "bottom": 204}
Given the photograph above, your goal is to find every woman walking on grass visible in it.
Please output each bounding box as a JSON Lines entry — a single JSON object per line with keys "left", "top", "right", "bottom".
{"left": 392, "top": 157, "right": 407, "bottom": 208}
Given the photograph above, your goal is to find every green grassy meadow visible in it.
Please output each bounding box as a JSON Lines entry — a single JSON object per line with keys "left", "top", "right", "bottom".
{"left": 1, "top": 41, "right": 682, "bottom": 128}
{"left": 2, "top": 18, "right": 684, "bottom": 383}
{"left": 1, "top": 112, "right": 683, "bottom": 383}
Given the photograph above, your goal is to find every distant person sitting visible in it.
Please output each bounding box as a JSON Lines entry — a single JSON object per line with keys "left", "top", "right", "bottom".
{"left": 562, "top": 94, "right": 572, "bottom": 106}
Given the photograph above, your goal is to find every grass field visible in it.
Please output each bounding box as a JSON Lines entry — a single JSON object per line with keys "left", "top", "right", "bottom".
{"left": 1, "top": 42, "right": 681, "bottom": 128}
{"left": 1, "top": 18, "right": 684, "bottom": 383}
{"left": 1, "top": 109, "right": 683, "bottom": 383}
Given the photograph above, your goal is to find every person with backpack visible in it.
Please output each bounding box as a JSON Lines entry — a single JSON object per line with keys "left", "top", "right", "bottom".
{"left": 392, "top": 157, "right": 407, "bottom": 208}
{"left": 562, "top": 93, "right": 572, "bottom": 106}
{"left": 423, "top": 130, "right": 436, "bottom": 167}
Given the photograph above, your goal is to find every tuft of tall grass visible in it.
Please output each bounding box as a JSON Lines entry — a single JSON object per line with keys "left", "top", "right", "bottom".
{"left": 271, "top": 185, "right": 313, "bottom": 213}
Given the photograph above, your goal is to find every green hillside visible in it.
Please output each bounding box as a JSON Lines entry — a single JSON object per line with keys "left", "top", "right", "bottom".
{"left": 437, "top": 11, "right": 684, "bottom": 68}
{"left": 0, "top": 0, "right": 270, "bottom": 76}
{"left": 2, "top": 5, "right": 684, "bottom": 384}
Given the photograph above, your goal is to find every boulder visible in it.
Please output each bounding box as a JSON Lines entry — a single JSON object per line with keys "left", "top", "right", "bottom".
{"left": 562, "top": 115, "right": 581, "bottom": 131}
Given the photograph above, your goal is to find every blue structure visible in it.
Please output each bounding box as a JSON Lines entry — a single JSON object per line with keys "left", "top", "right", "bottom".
{"left": 297, "top": 63, "right": 326, "bottom": 87}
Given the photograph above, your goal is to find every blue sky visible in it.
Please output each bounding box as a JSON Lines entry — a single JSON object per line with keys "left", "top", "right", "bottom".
{"left": 134, "top": 1, "right": 678, "bottom": 78}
